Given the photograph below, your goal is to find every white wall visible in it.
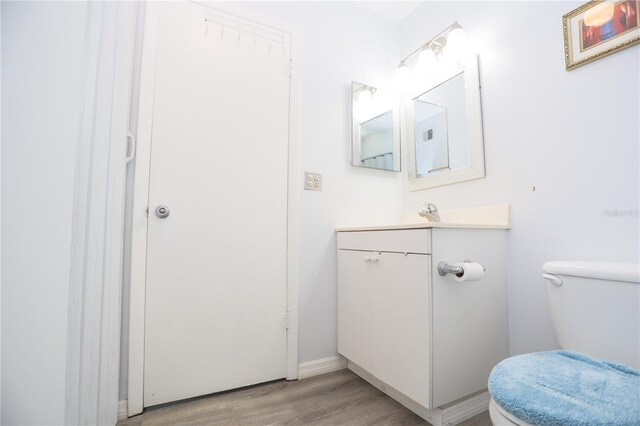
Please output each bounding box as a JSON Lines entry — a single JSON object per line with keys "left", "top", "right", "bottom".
{"left": 234, "top": 2, "right": 404, "bottom": 363}
{"left": 399, "top": 1, "right": 640, "bottom": 355}
{"left": 1, "top": 2, "right": 88, "bottom": 424}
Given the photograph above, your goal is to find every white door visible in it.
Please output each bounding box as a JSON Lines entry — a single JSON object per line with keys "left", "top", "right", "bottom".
{"left": 143, "top": 2, "right": 291, "bottom": 407}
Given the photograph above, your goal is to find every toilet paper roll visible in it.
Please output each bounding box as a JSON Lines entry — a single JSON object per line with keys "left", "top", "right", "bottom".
{"left": 453, "top": 262, "right": 484, "bottom": 282}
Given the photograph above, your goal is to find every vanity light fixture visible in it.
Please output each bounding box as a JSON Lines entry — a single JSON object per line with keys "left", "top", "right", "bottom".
{"left": 354, "top": 84, "right": 377, "bottom": 100}
{"left": 395, "top": 21, "right": 468, "bottom": 79}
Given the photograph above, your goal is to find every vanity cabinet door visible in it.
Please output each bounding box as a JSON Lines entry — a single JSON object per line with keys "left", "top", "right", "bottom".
{"left": 337, "top": 249, "right": 377, "bottom": 374}
{"left": 338, "top": 250, "right": 432, "bottom": 408}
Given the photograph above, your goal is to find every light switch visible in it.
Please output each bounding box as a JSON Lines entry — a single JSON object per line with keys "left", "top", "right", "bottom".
{"left": 304, "top": 172, "right": 322, "bottom": 191}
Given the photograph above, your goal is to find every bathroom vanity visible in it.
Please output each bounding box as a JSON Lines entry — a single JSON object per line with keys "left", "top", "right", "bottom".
{"left": 336, "top": 220, "right": 509, "bottom": 426}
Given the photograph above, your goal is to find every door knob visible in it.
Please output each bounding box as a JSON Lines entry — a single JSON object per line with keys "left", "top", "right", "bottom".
{"left": 155, "top": 205, "right": 170, "bottom": 219}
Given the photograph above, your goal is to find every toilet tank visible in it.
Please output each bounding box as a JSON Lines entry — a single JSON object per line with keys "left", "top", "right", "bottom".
{"left": 543, "top": 261, "right": 640, "bottom": 370}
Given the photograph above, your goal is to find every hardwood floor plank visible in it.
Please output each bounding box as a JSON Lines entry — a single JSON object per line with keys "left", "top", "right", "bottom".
{"left": 118, "top": 370, "right": 492, "bottom": 426}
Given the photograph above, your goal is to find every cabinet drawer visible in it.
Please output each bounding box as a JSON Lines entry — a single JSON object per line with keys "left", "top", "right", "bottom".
{"left": 337, "top": 229, "right": 431, "bottom": 254}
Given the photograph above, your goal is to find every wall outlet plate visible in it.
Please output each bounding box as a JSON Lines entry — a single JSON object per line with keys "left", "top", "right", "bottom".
{"left": 304, "top": 172, "right": 322, "bottom": 191}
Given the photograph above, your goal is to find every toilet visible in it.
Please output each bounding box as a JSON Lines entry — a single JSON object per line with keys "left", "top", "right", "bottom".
{"left": 488, "top": 261, "right": 640, "bottom": 426}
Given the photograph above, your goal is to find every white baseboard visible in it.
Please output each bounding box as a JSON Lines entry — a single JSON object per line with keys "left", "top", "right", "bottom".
{"left": 441, "top": 391, "right": 490, "bottom": 425}
{"left": 117, "top": 400, "right": 128, "bottom": 420}
{"left": 298, "top": 355, "right": 348, "bottom": 379}
{"left": 348, "top": 361, "right": 489, "bottom": 426}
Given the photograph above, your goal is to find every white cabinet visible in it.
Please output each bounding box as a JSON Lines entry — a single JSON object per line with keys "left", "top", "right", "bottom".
{"left": 337, "top": 227, "right": 508, "bottom": 420}
{"left": 338, "top": 248, "right": 432, "bottom": 406}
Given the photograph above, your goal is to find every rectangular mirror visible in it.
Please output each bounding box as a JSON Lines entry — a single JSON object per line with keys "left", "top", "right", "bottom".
{"left": 405, "top": 56, "right": 484, "bottom": 190}
{"left": 351, "top": 82, "right": 400, "bottom": 172}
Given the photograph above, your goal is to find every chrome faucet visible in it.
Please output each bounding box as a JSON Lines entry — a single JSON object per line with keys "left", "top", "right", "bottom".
{"left": 419, "top": 202, "right": 440, "bottom": 222}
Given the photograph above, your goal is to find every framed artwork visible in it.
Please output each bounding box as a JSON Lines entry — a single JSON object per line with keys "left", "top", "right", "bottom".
{"left": 563, "top": 0, "right": 640, "bottom": 70}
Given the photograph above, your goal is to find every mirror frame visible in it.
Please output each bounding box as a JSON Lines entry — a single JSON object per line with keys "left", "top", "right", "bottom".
{"left": 351, "top": 81, "right": 401, "bottom": 172}
{"left": 404, "top": 55, "right": 485, "bottom": 190}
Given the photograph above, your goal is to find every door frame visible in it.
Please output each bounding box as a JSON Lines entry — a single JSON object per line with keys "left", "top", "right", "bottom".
{"left": 127, "top": 1, "right": 300, "bottom": 416}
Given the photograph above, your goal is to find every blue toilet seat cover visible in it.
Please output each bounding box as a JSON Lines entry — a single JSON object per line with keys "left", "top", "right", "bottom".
{"left": 488, "top": 350, "right": 640, "bottom": 426}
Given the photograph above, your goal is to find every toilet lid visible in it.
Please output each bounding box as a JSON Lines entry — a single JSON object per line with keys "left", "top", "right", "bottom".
{"left": 488, "top": 350, "right": 640, "bottom": 426}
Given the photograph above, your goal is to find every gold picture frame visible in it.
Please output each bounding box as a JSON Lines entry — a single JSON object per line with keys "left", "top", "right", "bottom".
{"left": 563, "top": 0, "right": 640, "bottom": 70}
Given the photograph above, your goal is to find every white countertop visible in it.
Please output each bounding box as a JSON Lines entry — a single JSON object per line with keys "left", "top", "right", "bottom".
{"left": 336, "top": 222, "right": 510, "bottom": 232}
{"left": 336, "top": 205, "right": 511, "bottom": 232}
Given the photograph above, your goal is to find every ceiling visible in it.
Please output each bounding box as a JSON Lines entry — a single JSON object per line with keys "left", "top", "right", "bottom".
{"left": 351, "top": 1, "right": 423, "bottom": 23}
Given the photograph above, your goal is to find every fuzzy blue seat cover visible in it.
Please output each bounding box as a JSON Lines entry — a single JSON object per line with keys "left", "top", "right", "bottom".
{"left": 488, "top": 350, "right": 640, "bottom": 426}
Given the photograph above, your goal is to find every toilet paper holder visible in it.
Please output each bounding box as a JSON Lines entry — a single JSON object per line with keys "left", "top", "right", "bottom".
{"left": 438, "top": 260, "right": 485, "bottom": 277}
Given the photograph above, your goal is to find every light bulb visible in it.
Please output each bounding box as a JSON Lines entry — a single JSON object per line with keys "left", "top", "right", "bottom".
{"left": 395, "top": 62, "right": 411, "bottom": 80}
{"left": 413, "top": 48, "right": 436, "bottom": 90}
{"left": 417, "top": 48, "right": 436, "bottom": 70}
{"left": 445, "top": 25, "right": 468, "bottom": 64}
{"left": 394, "top": 62, "right": 412, "bottom": 94}
{"left": 447, "top": 27, "right": 466, "bottom": 48}
{"left": 358, "top": 89, "right": 373, "bottom": 106}
{"left": 584, "top": 1, "right": 614, "bottom": 27}
{"left": 356, "top": 88, "right": 375, "bottom": 121}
